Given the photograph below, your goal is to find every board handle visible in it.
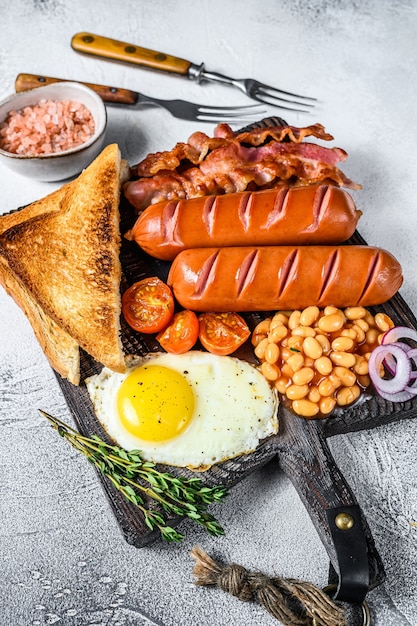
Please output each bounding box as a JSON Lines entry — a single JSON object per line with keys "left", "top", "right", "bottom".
{"left": 277, "top": 407, "right": 385, "bottom": 603}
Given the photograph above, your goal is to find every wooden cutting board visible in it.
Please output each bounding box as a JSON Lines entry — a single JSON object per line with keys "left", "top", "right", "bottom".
{"left": 55, "top": 118, "right": 417, "bottom": 605}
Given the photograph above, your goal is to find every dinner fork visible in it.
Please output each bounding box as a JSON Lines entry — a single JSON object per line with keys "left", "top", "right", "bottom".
{"left": 71, "top": 32, "right": 316, "bottom": 113}
{"left": 15, "top": 73, "right": 267, "bottom": 124}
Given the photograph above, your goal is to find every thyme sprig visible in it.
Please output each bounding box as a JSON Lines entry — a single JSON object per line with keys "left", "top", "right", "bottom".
{"left": 40, "top": 410, "right": 228, "bottom": 542}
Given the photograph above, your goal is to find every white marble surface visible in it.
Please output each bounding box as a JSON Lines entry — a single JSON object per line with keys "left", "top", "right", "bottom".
{"left": 1, "top": 1, "right": 417, "bottom": 625}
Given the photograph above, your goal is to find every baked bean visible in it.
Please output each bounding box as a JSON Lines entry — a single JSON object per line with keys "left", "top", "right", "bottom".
{"left": 251, "top": 332, "right": 267, "bottom": 347}
{"left": 270, "top": 314, "right": 284, "bottom": 330}
{"left": 365, "top": 328, "right": 380, "bottom": 347}
{"left": 300, "top": 305, "right": 320, "bottom": 327}
{"left": 329, "top": 351, "right": 357, "bottom": 368}
{"left": 292, "top": 399, "right": 320, "bottom": 418}
{"left": 315, "top": 334, "right": 331, "bottom": 354}
{"left": 355, "top": 318, "right": 369, "bottom": 332}
{"left": 318, "top": 376, "right": 338, "bottom": 397}
{"left": 281, "top": 346, "right": 294, "bottom": 361}
{"left": 286, "top": 383, "right": 310, "bottom": 400}
{"left": 281, "top": 363, "right": 295, "bottom": 379}
{"left": 364, "top": 310, "right": 376, "bottom": 327}
{"left": 318, "top": 313, "right": 345, "bottom": 333}
{"left": 274, "top": 376, "right": 290, "bottom": 394}
{"left": 329, "top": 373, "right": 342, "bottom": 389}
{"left": 336, "top": 384, "right": 361, "bottom": 406}
{"left": 261, "top": 361, "right": 280, "bottom": 381}
{"left": 265, "top": 342, "right": 280, "bottom": 364}
{"left": 340, "top": 328, "right": 357, "bottom": 341}
{"left": 308, "top": 386, "right": 321, "bottom": 403}
{"left": 272, "top": 312, "right": 289, "bottom": 326}
{"left": 353, "top": 355, "right": 369, "bottom": 375}
{"left": 268, "top": 324, "right": 288, "bottom": 343}
{"left": 251, "top": 305, "right": 394, "bottom": 420}
{"left": 357, "top": 374, "right": 371, "bottom": 388}
{"left": 344, "top": 306, "right": 367, "bottom": 320}
{"left": 324, "top": 305, "right": 341, "bottom": 316}
{"left": 292, "top": 367, "right": 315, "bottom": 386}
{"left": 303, "top": 336, "right": 323, "bottom": 359}
{"left": 331, "top": 336, "right": 355, "bottom": 352}
{"left": 319, "top": 396, "right": 337, "bottom": 415}
{"left": 287, "top": 335, "right": 304, "bottom": 352}
{"left": 254, "top": 337, "right": 269, "bottom": 359}
{"left": 375, "top": 312, "right": 394, "bottom": 332}
{"left": 292, "top": 325, "right": 316, "bottom": 337}
{"left": 351, "top": 324, "right": 366, "bottom": 343}
{"left": 333, "top": 366, "right": 356, "bottom": 387}
{"left": 314, "top": 355, "right": 333, "bottom": 376}
{"left": 288, "top": 310, "right": 301, "bottom": 329}
{"left": 254, "top": 318, "right": 272, "bottom": 334}
{"left": 287, "top": 352, "right": 304, "bottom": 372}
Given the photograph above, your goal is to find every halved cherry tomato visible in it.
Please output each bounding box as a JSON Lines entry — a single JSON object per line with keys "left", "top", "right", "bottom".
{"left": 122, "top": 277, "right": 174, "bottom": 333}
{"left": 198, "top": 312, "right": 250, "bottom": 356}
{"left": 156, "top": 310, "right": 199, "bottom": 354}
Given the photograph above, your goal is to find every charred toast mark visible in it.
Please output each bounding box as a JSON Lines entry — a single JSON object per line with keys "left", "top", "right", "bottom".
{"left": 277, "top": 248, "right": 299, "bottom": 298}
{"left": 195, "top": 250, "right": 220, "bottom": 296}
{"left": 236, "top": 249, "right": 259, "bottom": 297}
{"left": 318, "top": 248, "right": 340, "bottom": 302}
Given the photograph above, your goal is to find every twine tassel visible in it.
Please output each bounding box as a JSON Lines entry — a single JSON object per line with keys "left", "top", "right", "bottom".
{"left": 191, "top": 546, "right": 347, "bottom": 626}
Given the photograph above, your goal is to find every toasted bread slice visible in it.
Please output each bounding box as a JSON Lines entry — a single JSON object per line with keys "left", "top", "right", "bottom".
{"left": 0, "top": 143, "right": 128, "bottom": 378}
{"left": 0, "top": 262, "right": 81, "bottom": 384}
{"left": 0, "top": 182, "right": 81, "bottom": 384}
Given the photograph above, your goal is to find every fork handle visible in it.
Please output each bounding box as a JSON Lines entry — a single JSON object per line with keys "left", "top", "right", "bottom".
{"left": 71, "top": 32, "right": 192, "bottom": 76}
{"left": 14, "top": 73, "right": 139, "bottom": 105}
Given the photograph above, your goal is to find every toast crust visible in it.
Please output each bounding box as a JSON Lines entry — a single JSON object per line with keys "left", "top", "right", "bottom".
{"left": 0, "top": 143, "right": 128, "bottom": 381}
{"left": 0, "top": 262, "right": 80, "bottom": 384}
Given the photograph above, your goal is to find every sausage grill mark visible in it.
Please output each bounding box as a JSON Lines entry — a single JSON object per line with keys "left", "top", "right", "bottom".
{"left": 195, "top": 250, "right": 220, "bottom": 296}
{"left": 162, "top": 201, "right": 182, "bottom": 244}
{"left": 236, "top": 249, "right": 259, "bottom": 297}
{"left": 358, "top": 250, "right": 381, "bottom": 304}
{"left": 277, "top": 249, "right": 299, "bottom": 298}
{"left": 318, "top": 248, "right": 340, "bottom": 302}
{"left": 202, "top": 195, "right": 217, "bottom": 237}
{"left": 264, "top": 187, "right": 289, "bottom": 229}
{"left": 312, "top": 185, "right": 330, "bottom": 232}
{"left": 237, "top": 192, "right": 253, "bottom": 233}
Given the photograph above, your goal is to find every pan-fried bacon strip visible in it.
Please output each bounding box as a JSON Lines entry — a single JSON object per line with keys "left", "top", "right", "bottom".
{"left": 124, "top": 123, "right": 360, "bottom": 212}
{"left": 213, "top": 122, "right": 335, "bottom": 144}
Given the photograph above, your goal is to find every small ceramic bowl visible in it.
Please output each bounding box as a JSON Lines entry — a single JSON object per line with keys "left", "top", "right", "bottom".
{"left": 0, "top": 82, "right": 107, "bottom": 182}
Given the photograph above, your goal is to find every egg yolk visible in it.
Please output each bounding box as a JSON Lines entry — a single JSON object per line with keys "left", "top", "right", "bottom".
{"left": 116, "top": 365, "right": 195, "bottom": 442}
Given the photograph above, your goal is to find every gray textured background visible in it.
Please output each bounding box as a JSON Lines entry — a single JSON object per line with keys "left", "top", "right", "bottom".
{"left": 1, "top": 1, "right": 417, "bottom": 624}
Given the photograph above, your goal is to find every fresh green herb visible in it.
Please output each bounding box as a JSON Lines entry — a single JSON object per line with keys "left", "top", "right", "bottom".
{"left": 40, "top": 410, "right": 228, "bottom": 542}
{"left": 289, "top": 347, "right": 301, "bottom": 353}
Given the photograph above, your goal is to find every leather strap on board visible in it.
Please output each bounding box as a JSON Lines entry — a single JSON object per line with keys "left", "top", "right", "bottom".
{"left": 325, "top": 504, "right": 370, "bottom": 604}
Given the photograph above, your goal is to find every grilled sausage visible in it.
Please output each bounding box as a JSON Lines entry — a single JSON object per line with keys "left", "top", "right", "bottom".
{"left": 126, "top": 185, "right": 361, "bottom": 260}
{"left": 167, "top": 245, "right": 403, "bottom": 312}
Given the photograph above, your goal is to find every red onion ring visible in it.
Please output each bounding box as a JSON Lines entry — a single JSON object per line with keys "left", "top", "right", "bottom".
{"left": 382, "top": 341, "right": 411, "bottom": 375}
{"left": 369, "top": 327, "right": 417, "bottom": 402}
{"left": 381, "top": 326, "right": 417, "bottom": 345}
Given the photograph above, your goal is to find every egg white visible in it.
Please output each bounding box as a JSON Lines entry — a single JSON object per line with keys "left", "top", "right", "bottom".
{"left": 85, "top": 351, "right": 279, "bottom": 470}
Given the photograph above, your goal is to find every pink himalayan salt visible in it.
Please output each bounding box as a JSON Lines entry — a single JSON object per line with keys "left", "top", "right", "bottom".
{"left": 0, "top": 99, "right": 96, "bottom": 156}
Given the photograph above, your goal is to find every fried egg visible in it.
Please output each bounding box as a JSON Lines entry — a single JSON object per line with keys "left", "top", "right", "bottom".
{"left": 85, "top": 351, "right": 279, "bottom": 469}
